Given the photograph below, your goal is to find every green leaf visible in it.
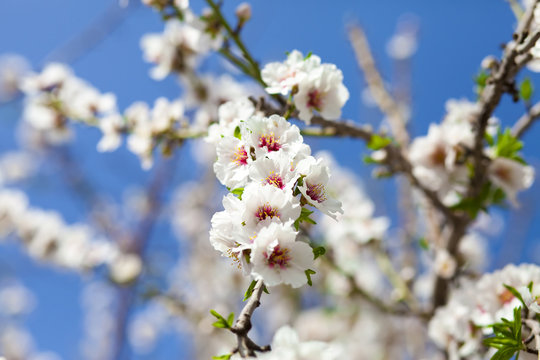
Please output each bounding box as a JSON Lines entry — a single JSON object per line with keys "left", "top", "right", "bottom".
{"left": 233, "top": 126, "right": 242, "bottom": 140}
{"left": 230, "top": 187, "right": 244, "bottom": 199}
{"left": 212, "top": 354, "right": 232, "bottom": 360}
{"left": 520, "top": 77, "right": 534, "bottom": 102}
{"left": 494, "top": 129, "right": 525, "bottom": 163}
{"left": 485, "top": 132, "right": 494, "bottom": 146}
{"left": 243, "top": 280, "right": 269, "bottom": 300}
{"left": 243, "top": 280, "right": 257, "bottom": 301}
{"left": 312, "top": 246, "right": 326, "bottom": 260}
{"left": 483, "top": 305, "right": 525, "bottom": 360}
{"left": 362, "top": 155, "right": 379, "bottom": 164}
{"left": 304, "top": 51, "right": 313, "bottom": 60}
{"left": 305, "top": 269, "right": 316, "bottom": 286}
{"left": 450, "top": 182, "right": 508, "bottom": 219}
{"left": 418, "top": 237, "right": 429, "bottom": 250}
{"left": 210, "top": 309, "right": 233, "bottom": 329}
{"left": 503, "top": 284, "right": 526, "bottom": 308}
{"left": 227, "top": 312, "right": 235, "bottom": 327}
{"left": 367, "top": 134, "right": 392, "bottom": 150}
{"left": 491, "top": 346, "right": 521, "bottom": 360}
{"left": 474, "top": 70, "right": 489, "bottom": 97}
{"left": 294, "top": 207, "right": 317, "bottom": 230}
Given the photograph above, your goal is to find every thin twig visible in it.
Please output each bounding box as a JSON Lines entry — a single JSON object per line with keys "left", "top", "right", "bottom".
{"left": 112, "top": 156, "right": 179, "bottom": 360}
{"left": 205, "top": 0, "right": 263, "bottom": 84}
{"left": 322, "top": 254, "right": 429, "bottom": 319}
{"left": 348, "top": 24, "right": 409, "bottom": 147}
{"left": 512, "top": 101, "right": 540, "bottom": 138}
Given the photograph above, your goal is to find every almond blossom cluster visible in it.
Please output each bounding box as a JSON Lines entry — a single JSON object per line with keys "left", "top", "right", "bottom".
{"left": 207, "top": 98, "right": 342, "bottom": 288}
{"left": 140, "top": 8, "right": 222, "bottom": 79}
{"left": 20, "top": 63, "right": 190, "bottom": 169}
{"left": 429, "top": 263, "right": 540, "bottom": 359}
{"left": 0, "top": 188, "right": 141, "bottom": 282}
{"left": 0, "top": 281, "right": 61, "bottom": 360}
{"left": 261, "top": 50, "right": 349, "bottom": 124}
{"left": 21, "top": 63, "right": 118, "bottom": 144}
{"left": 409, "top": 98, "right": 534, "bottom": 206}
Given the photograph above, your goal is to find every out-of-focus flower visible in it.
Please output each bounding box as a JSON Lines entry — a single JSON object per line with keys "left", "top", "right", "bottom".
{"left": 0, "top": 54, "right": 30, "bottom": 102}
{"left": 487, "top": 157, "right": 534, "bottom": 206}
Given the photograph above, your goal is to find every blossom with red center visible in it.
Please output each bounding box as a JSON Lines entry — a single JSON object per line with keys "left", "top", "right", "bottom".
{"left": 294, "top": 63, "right": 349, "bottom": 124}
{"left": 307, "top": 89, "right": 322, "bottom": 111}
{"left": 264, "top": 245, "right": 291, "bottom": 269}
{"left": 259, "top": 132, "right": 281, "bottom": 152}
{"left": 242, "top": 182, "right": 300, "bottom": 232}
{"left": 297, "top": 156, "right": 342, "bottom": 219}
{"left": 249, "top": 153, "right": 300, "bottom": 192}
{"left": 243, "top": 115, "right": 303, "bottom": 159}
{"left": 306, "top": 182, "right": 326, "bottom": 203}
{"left": 251, "top": 222, "right": 314, "bottom": 288}
{"left": 265, "top": 172, "right": 285, "bottom": 189}
{"left": 255, "top": 203, "right": 280, "bottom": 221}
{"left": 233, "top": 146, "right": 248, "bottom": 166}
{"left": 214, "top": 136, "right": 251, "bottom": 189}
{"left": 487, "top": 157, "right": 534, "bottom": 206}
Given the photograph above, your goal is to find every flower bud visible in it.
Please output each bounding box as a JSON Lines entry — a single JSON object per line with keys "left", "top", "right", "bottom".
{"left": 235, "top": 2, "right": 252, "bottom": 23}
{"left": 110, "top": 253, "right": 143, "bottom": 284}
{"left": 481, "top": 55, "right": 498, "bottom": 71}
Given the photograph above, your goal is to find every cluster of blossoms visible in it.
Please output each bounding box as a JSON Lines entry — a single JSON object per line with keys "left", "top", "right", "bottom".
{"left": 0, "top": 280, "right": 60, "bottom": 360}
{"left": 261, "top": 50, "right": 349, "bottom": 124}
{"left": 207, "top": 98, "right": 342, "bottom": 288}
{"left": 20, "top": 63, "right": 190, "bottom": 169}
{"left": 21, "top": 63, "right": 117, "bottom": 144}
{"left": 409, "top": 98, "right": 534, "bottom": 206}
{"left": 140, "top": 1, "right": 222, "bottom": 79}
{"left": 0, "top": 189, "right": 141, "bottom": 282}
{"left": 429, "top": 263, "right": 540, "bottom": 359}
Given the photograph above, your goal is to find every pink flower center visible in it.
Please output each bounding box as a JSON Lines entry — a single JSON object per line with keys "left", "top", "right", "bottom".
{"left": 498, "top": 289, "right": 515, "bottom": 304}
{"left": 255, "top": 203, "right": 280, "bottom": 221}
{"left": 306, "top": 182, "right": 326, "bottom": 203}
{"left": 307, "top": 89, "right": 323, "bottom": 110}
{"left": 265, "top": 245, "right": 290, "bottom": 269}
{"left": 233, "top": 146, "right": 248, "bottom": 166}
{"left": 259, "top": 133, "right": 281, "bottom": 152}
{"left": 493, "top": 165, "right": 512, "bottom": 183}
{"left": 264, "top": 172, "right": 285, "bottom": 189}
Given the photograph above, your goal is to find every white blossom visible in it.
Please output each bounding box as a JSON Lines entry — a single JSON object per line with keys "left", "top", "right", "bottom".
{"left": 213, "top": 136, "right": 251, "bottom": 189}
{"left": 251, "top": 222, "right": 314, "bottom": 288}
{"left": 241, "top": 182, "right": 301, "bottom": 233}
{"left": 294, "top": 64, "right": 349, "bottom": 124}
{"left": 296, "top": 156, "right": 343, "bottom": 219}
{"left": 487, "top": 157, "right": 535, "bottom": 206}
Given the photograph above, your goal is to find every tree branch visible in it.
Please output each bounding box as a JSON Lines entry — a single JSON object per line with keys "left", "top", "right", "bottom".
{"left": 512, "top": 101, "right": 540, "bottom": 138}
{"left": 431, "top": 1, "right": 540, "bottom": 311}
{"left": 230, "top": 279, "right": 270, "bottom": 358}
{"left": 348, "top": 24, "right": 410, "bottom": 147}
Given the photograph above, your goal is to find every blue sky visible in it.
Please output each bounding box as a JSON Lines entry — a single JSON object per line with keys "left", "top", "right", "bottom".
{"left": 0, "top": 0, "right": 539, "bottom": 359}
